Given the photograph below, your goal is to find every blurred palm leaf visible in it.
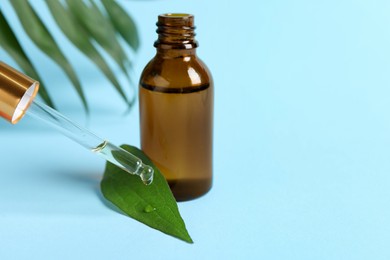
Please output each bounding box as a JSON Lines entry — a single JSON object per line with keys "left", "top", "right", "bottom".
{"left": 0, "top": 9, "right": 55, "bottom": 108}
{"left": 0, "top": 0, "right": 139, "bottom": 111}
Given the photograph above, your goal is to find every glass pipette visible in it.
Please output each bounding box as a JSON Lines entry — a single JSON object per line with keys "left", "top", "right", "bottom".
{"left": 27, "top": 100, "right": 154, "bottom": 184}
{"left": 0, "top": 61, "right": 153, "bottom": 185}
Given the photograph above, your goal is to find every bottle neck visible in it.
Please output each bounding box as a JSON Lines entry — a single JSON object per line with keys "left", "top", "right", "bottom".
{"left": 154, "top": 14, "right": 198, "bottom": 50}
{"left": 156, "top": 48, "right": 197, "bottom": 59}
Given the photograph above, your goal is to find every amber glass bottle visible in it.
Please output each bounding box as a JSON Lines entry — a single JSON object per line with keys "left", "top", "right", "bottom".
{"left": 139, "top": 14, "right": 213, "bottom": 201}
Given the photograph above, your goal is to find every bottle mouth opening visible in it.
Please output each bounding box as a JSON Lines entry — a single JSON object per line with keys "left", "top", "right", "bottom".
{"left": 157, "top": 13, "right": 195, "bottom": 26}
{"left": 160, "top": 13, "right": 193, "bottom": 19}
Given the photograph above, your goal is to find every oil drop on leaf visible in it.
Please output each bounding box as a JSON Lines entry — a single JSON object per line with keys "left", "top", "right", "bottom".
{"left": 100, "top": 145, "right": 193, "bottom": 243}
{"left": 144, "top": 205, "right": 156, "bottom": 213}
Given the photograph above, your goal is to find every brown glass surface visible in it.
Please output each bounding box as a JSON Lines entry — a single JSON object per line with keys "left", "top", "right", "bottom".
{"left": 139, "top": 14, "right": 213, "bottom": 201}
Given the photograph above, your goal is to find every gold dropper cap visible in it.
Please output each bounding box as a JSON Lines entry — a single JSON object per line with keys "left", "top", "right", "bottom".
{"left": 0, "top": 61, "right": 39, "bottom": 124}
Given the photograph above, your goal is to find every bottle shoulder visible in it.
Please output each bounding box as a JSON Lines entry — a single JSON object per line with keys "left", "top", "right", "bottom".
{"left": 140, "top": 54, "right": 213, "bottom": 89}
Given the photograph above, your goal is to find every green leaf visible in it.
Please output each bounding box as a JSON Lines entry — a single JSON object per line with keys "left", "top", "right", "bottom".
{"left": 0, "top": 9, "right": 55, "bottom": 108}
{"left": 101, "top": 144, "right": 193, "bottom": 244}
{"left": 45, "top": 0, "right": 129, "bottom": 105}
{"left": 66, "top": 0, "right": 130, "bottom": 76}
{"left": 10, "top": 0, "right": 89, "bottom": 112}
{"left": 101, "top": 0, "right": 140, "bottom": 51}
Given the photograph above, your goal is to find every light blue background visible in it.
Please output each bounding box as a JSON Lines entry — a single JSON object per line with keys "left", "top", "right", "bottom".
{"left": 1, "top": 0, "right": 390, "bottom": 259}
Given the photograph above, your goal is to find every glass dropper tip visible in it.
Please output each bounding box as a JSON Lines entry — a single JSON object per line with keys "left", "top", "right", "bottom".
{"left": 139, "top": 165, "right": 154, "bottom": 185}
{"left": 92, "top": 140, "right": 154, "bottom": 185}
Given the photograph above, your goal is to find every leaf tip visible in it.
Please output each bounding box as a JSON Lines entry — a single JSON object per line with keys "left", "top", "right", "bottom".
{"left": 186, "top": 236, "right": 194, "bottom": 244}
